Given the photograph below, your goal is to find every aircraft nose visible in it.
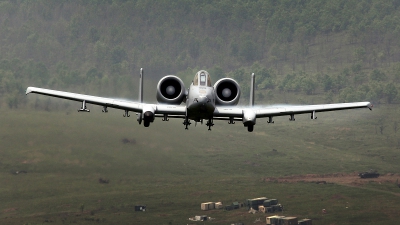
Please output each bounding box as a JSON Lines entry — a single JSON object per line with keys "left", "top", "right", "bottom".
{"left": 197, "top": 96, "right": 211, "bottom": 112}
{"left": 198, "top": 96, "right": 210, "bottom": 104}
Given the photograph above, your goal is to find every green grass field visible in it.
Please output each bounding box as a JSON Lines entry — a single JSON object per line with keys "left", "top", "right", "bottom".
{"left": 1, "top": 102, "right": 400, "bottom": 224}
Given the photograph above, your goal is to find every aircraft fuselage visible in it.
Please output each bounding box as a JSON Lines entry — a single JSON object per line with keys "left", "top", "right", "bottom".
{"left": 186, "top": 84, "right": 215, "bottom": 121}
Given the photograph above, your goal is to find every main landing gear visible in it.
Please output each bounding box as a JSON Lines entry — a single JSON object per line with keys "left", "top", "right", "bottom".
{"left": 183, "top": 116, "right": 214, "bottom": 131}
{"left": 206, "top": 118, "right": 214, "bottom": 131}
{"left": 183, "top": 116, "right": 191, "bottom": 130}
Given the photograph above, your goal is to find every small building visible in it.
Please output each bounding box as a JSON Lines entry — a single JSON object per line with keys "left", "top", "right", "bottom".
{"left": 201, "top": 202, "right": 208, "bottom": 210}
{"left": 266, "top": 216, "right": 285, "bottom": 225}
{"left": 270, "top": 199, "right": 278, "bottom": 205}
{"left": 263, "top": 199, "right": 272, "bottom": 207}
{"left": 232, "top": 202, "right": 241, "bottom": 209}
{"left": 247, "top": 197, "right": 268, "bottom": 210}
{"left": 282, "top": 217, "right": 298, "bottom": 225}
{"left": 215, "top": 202, "right": 223, "bottom": 209}
{"left": 201, "top": 202, "right": 215, "bottom": 211}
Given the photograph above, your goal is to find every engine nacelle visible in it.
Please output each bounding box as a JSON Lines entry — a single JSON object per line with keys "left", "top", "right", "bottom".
{"left": 156, "top": 75, "right": 186, "bottom": 104}
{"left": 214, "top": 78, "right": 241, "bottom": 106}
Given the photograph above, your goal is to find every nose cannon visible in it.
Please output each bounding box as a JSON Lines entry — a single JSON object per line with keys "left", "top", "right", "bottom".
{"left": 141, "top": 105, "right": 155, "bottom": 127}
{"left": 194, "top": 96, "right": 211, "bottom": 103}
{"left": 242, "top": 110, "right": 256, "bottom": 132}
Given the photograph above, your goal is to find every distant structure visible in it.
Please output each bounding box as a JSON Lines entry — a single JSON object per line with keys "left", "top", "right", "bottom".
{"left": 358, "top": 170, "right": 380, "bottom": 178}
{"left": 245, "top": 197, "right": 283, "bottom": 213}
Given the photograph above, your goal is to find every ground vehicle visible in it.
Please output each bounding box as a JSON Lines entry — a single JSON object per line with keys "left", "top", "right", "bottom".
{"left": 358, "top": 170, "right": 380, "bottom": 178}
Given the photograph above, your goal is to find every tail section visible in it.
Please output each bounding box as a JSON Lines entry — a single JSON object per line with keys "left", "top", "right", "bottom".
{"left": 139, "top": 68, "right": 143, "bottom": 103}
{"left": 137, "top": 68, "right": 143, "bottom": 124}
{"left": 250, "top": 73, "right": 255, "bottom": 107}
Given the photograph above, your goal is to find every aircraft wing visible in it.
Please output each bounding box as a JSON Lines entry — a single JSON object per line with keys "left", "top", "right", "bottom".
{"left": 25, "top": 87, "right": 186, "bottom": 115}
{"left": 214, "top": 102, "right": 372, "bottom": 119}
{"left": 253, "top": 102, "right": 372, "bottom": 118}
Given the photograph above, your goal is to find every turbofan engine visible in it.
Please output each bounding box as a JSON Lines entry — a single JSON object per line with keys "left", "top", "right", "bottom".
{"left": 156, "top": 75, "right": 186, "bottom": 104}
{"left": 214, "top": 78, "right": 241, "bottom": 106}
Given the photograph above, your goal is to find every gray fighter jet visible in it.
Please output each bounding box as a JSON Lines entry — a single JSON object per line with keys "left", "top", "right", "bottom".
{"left": 26, "top": 69, "right": 372, "bottom": 132}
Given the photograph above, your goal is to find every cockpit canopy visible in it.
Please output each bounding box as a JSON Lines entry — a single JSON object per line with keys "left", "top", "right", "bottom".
{"left": 193, "top": 70, "right": 212, "bottom": 87}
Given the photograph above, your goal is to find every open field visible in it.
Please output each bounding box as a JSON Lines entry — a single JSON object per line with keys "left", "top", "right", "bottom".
{"left": 1, "top": 102, "right": 400, "bottom": 224}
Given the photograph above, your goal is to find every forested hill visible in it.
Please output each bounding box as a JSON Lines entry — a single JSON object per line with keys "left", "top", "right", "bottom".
{"left": 1, "top": 0, "right": 400, "bottom": 109}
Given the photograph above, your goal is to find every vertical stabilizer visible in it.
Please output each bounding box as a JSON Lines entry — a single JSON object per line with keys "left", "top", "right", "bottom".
{"left": 250, "top": 73, "right": 255, "bottom": 107}
{"left": 139, "top": 68, "right": 143, "bottom": 103}
{"left": 137, "top": 68, "right": 143, "bottom": 124}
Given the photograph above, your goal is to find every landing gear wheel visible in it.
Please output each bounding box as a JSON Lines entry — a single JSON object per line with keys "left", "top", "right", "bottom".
{"left": 206, "top": 118, "right": 214, "bottom": 131}
{"left": 183, "top": 118, "right": 191, "bottom": 130}
{"left": 247, "top": 125, "right": 254, "bottom": 132}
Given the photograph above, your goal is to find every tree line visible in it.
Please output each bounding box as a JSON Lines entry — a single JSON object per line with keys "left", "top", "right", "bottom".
{"left": 1, "top": 0, "right": 400, "bottom": 109}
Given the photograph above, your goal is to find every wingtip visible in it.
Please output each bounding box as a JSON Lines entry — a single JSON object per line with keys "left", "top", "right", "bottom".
{"left": 26, "top": 87, "right": 32, "bottom": 95}
{"left": 26, "top": 87, "right": 38, "bottom": 95}
{"left": 367, "top": 102, "right": 373, "bottom": 110}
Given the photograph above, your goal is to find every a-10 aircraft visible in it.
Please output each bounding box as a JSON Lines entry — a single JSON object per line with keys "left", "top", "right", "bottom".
{"left": 26, "top": 68, "right": 372, "bottom": 132}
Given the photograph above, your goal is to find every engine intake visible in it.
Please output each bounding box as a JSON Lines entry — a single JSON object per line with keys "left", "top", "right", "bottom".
{"left": 156, "top": 75, "right": 186, "bottom": 104}
{"left": 214, "top": 78, "right": 241, "bottom": 106}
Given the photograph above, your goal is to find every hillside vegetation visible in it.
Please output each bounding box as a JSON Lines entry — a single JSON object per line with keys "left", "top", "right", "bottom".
{"left": 1, "top": 0, "right": 400, "bottom": 109}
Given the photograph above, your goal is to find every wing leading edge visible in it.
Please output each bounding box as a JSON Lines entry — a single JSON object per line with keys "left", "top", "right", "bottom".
{"left": 26, "top": 87, "right": 186, "bottom": 115}
{"left": 27, "top": 87, "right": 371, "bottom": 119}
{"left": 213, "top": 102, "right": 371, "bottom": 132}
{"left": 254, "top": 102, "right": 372, "bottom": 118}
{"left": 214, "top": 102, "right": 372, "bottom": 119}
